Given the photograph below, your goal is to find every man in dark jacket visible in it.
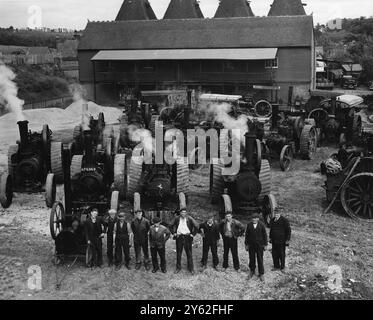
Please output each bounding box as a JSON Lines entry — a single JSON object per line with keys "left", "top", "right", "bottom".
{"left": 171, "top": 208, "right": 199, "bottom": 275}
{"left": 219, "top": 212, "right": 245, "bottom": 271}
{"left": 131, "top": 210, "right": 151, "bottom": 271}
{"left": 245, "top": 214, "right": 268, "bottom": 282}
{"left": 114, "top": 211, "right": 133, "bottom": 270}
{"left": 269, "top": 212, "right": 291, "bottom": 271}
{"left": 104, "top": 209, "right": 117, "bottom": 266}
{"left": 199, "top": 215, "right": 220, "bottom": 270}
{"left": 149, "top": 217, "right": 171, "bottom": 273}
{"left": 85, "top": 208, "right": 104, "bottom": 268}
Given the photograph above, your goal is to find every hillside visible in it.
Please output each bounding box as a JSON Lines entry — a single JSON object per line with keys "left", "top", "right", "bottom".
{"left": 315, "top": 17, "right": 373, "bottom": 82}
{"left": 0, "top": 28, "right": 76, "bottom": 48}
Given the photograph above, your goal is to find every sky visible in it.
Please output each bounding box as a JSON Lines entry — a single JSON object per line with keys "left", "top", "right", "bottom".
{"left": 0, "top": 0, "right": 372, "bottom": 30}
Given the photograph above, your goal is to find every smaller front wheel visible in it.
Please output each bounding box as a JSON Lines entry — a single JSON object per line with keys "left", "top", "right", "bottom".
{"left": 50, "top": 202, "right": 65, "bottom": 240}
{"left": 279, "top": 145, "right": 293, "bottom": 172}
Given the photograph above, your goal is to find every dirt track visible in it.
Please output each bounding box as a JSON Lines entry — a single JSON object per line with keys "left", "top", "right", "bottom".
{"left": 0, "top": 122, "right": 373, "bottom": 300}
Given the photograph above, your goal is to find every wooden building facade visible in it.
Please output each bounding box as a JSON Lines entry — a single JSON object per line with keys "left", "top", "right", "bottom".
{"left": 78, "top": 0, "right": 315, "bottom": 104}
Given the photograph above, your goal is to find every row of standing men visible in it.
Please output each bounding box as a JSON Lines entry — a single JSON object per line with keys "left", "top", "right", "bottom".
{"left": 84, "top": 207, "right": 291, "bottom": 281}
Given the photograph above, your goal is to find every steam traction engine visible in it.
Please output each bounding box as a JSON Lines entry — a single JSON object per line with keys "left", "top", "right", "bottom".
{"left": 263, "top": 104, "right": 317, "bottom": 171}
{"left": 49, "top": 127, "right": 118, "bottom": 241}
{"left": 0, "top": 120, "right": 63, "bottom": 209}
{"left": 119, "top": 137, "right": 190, "bottom": 226}
{"left": 307, "top": 95, "right": 364, "bottom": 145}
{"left": 210, "top": 123, "right": 276, "bottom": 226}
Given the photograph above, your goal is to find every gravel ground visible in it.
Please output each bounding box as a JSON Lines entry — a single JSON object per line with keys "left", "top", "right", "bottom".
{"left": 0, "top": 120, "right": 372, "bottom": 300}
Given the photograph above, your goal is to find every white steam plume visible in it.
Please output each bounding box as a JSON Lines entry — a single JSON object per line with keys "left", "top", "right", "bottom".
{"left": 0, "top": 63, "right": 25, "bottom": 121}
{"left": 199, "top": 101, "right": 248, "bottom": 143}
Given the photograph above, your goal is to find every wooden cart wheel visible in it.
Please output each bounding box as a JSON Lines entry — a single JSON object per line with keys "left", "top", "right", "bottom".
{"left": 341, "top": 173, "right": 373, "bottom": 222}
{"left": 45, "top": 173, "right": 56, "bottom": 208}
{"left": 0, "top": 173, "right": 13, "bottom": 209}
{"left": 50, "top": 202, "right": 65, "bottom": 240}
{"left": 279, "top": 145, "right": 293, "bottom": 172}
{"left": 262, "top": 194, "right": 277, "bottom": 227}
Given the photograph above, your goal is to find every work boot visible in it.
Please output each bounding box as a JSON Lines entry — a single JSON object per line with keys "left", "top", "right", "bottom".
{"left": 162, "top": 269, "right": 167, "bottom": 274}
{"left": 144, "top": 262, "right": 150, "bottom": 271}
{"left": 135, "top": 263, "right": 141, "bottom": 270}
{"left": 248, "top": 271, "right": 255, "bottom": 279}
{"left": 152, "top": 268, "right": 159, "bottom": 273}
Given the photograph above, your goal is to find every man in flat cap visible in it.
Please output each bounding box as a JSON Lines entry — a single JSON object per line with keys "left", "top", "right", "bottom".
{"left": 85, "top": 208, "right": 104, "bottom": 268}
{"left": 114, "top": 211, "right": 133, "bottom": 270}
{"left": 131, "top": 209, "right": 151, "bottom": 271}
{"left": 199, "top": 214, "right": 220, "bottom": 270}
{"left": 269, "top": 211, "right": 291, "bottom": 272}
{"left": 245, "top": 214, "right": 268, "bottom": 282}
{"left": 104, "top": 209, "right": 117, "bottom": 267}
{"left": 171, "top": 208, "right": 199, "bottom": 275}
{"left": 149, "top": 216, "right": 171, "bottom": 273}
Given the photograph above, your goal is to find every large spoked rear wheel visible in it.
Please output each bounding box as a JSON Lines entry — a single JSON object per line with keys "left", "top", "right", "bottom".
{"left": 262, "top": 194, "right": 277, "bottom": 227}
{"left": 300, "top": 125, "right": 317, "bottom": 160}
{"left": 50, "top": 142, "right": 64, "bottom": 183}
{"left": 114, "top": 154, "right": 127, "bottom": 199}
{"left": 220, "top": 194, "right": 233, "bottom": 217}
{"left": 45, "top": 173, "right": 56, "bottom": 208}
{"left": 134, "top": 192, "right": 141, "bottom": 213}
{"left": 110, "top": 191, "right": 119, "bottom": 212}
{"left": 179, "top": 192, "right": 187, "bottom": 210}
{"left": 0, "top": 173, "right": 13, "bottom": 209}
{"left": 210, "top": 159, "right": 224, "bottom": 201}
{"left": 50, "top": 202, "right": 65, "bottom": 240}
{"left": 341, "top": 173, "right": 373, "bottom": 222}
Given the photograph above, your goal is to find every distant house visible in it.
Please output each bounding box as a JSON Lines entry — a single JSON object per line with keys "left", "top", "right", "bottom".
{"left": 342, "top": 63, "right": 363, "bottom": 78}
{"left": 327, "top": 18, "right": 342, "bottom": 30}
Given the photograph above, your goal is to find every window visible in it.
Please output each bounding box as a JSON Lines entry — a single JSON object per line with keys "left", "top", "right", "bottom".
{"left": 265, "top": 57, "right": 278, "bottom": 69}
{"left": 223, "top": 60, "right": 247, "bottom": 73}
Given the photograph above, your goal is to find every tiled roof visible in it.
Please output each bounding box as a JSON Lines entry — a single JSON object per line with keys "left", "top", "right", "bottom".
{"left": 116, "top": 0, "right": 157, "bottom": 21}
{"left": 214, "top": 0, "right": 255, "bottom": 18}
{"left": 164, "top": 0, "right": 204, "bottom": 19}
{"left": 268, "top": 0, "right": 306, "bottom": 16}
{"left": 79, "top": 15, "right": 314, "bottom": 51}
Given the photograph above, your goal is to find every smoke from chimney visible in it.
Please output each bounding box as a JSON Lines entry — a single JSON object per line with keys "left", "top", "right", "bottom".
{"left": 0, "top": 63, "right": 25, "bottom": 121}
